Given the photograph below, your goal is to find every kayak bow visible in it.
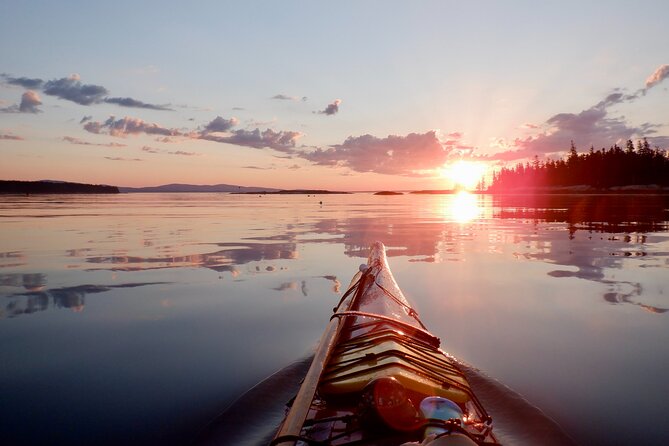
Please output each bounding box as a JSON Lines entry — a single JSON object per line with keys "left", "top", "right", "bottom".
{"left": 272, "top": 242, "right": 498, "bottom": 445}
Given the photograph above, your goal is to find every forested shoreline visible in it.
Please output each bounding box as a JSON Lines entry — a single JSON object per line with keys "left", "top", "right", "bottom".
{"left": 0, "top": 180, "right": 119, "bottom": 194}
{"left": 487, "top": 139, "right": 669, "bottom": 192}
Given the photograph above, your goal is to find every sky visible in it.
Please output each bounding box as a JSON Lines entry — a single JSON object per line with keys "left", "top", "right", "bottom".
{"left": 1, "top": 0, "right": 668, "bottom": 190}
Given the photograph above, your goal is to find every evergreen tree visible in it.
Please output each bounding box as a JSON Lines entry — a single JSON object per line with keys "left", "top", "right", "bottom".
{"left": 487, "top": 138, "right": 669, "bottom": 191}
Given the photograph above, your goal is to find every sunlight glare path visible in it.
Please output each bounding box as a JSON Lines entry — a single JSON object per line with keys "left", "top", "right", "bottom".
{"left": 446, "top": 191, "right": 481, "bottom": 223}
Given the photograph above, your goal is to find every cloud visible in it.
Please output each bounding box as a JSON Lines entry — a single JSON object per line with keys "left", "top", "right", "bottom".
{"left": 270, "top": 94, "right": 308, "bottom": 102}
{"left": 0, "top": 133, "right": 24, "bottom": 140}
{"left": 84, "top": 116, "right": 180, "bottom": 137}
{"left": 645, "top": 64, "right": 669, "bottom": 89}
{"left": 141, "top": 145, "right": 199, "bottom": 156}
{"left": 0, "top": 90, "right": 42, "bottom": 113}
{"left": 200, "top": 128, "right": 302, "bottom": 153}
{"left": 83, "top": 121, "right": 103, "bottom": 134}
{"left": 202, "top": 116, "right": 239, "bottom": 133}
{"left": 485, "top": 103, "right": 662, "bottom": 161}
{"left": 6, "top": 73, "right": 171, "bottom": 111}
{"left": 272, "top": 94, "right": 298, "bottom": 101}
{"left": 43, "top": 74, "right": 108, "bottom": 105}
{"left": 103, "top": 97, "right": 172, "bottom": 111}
{"left": 509, "top": 107, "right": 643, "bottom": 160}
{"left": 300, "top": 131, "right": 453, "bottom": 175}
{"left": 487, "top": 66, "right": 669, "bottom": 161}
{"left": 318, "top": 99, "right": 341, "bottom": 115}
{"left": 2, "top": 75, "right": 44, "bottom": 89}
{"left": 19, "top": 91, "right": 42, "bottom": 113}
{"left": 63, "top": 136, "right": 95, "bottom": 145}
{"left": 62, "top": 136, "right": 126, "bottom": 147}
{"left": 104, "top": 156, "right": 143, "bottom": 161}
{"left": 82, "top": 114, "right": 302, "bottom": 153}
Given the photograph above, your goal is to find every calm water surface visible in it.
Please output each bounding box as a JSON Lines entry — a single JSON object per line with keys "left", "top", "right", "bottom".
{"left": 1, "top": 193, "right": 668, "bottom": 445}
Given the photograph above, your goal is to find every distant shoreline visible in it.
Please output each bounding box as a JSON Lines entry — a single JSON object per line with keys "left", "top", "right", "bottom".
{"left": 485, "top": 185, "right": 669, "bottom": 195}
{"left": 233, "top": 189, "right": 351, "bottom": 195}
{"left": 4, "top": 180, "right": 669, "bottom": 196}
{"left": 0, "top": 180, "right": 119, "bottom": 194}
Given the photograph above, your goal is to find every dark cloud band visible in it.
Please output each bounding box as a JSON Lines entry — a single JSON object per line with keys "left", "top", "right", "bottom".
{"left": 104, "top": 97, "right": 173, "bottom": 111}
{"left": 2, "top": 75, "right": 44, "bottom": 89}
{"left": 43, "top": 76, "right": 108, "bottom": 105}
{"left": 4, "top": 73, "right": 171, "bottom": 110}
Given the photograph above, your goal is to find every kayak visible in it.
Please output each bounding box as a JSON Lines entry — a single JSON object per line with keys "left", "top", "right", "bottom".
{"left": 272, "top": 242, "right": 498, "bottom": 446}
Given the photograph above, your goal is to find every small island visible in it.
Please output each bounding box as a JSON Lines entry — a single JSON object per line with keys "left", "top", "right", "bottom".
{"left": 374, "top": 191, "right": 404, "bottom": 195}
{"left": 0, "top": 180, "right": 119, "bottom": 194}
{"left": 409, "top": 190, "right": 457, "bottom": 195}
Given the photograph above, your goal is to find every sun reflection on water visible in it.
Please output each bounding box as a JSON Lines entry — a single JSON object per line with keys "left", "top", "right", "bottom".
{"left": 447, "top": 191, "right": 481, "bottom": 223}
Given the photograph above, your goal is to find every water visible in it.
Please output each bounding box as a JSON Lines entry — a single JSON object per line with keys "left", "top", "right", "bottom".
{"left": 1, "top": 192, "right": 668, "bottom": 446}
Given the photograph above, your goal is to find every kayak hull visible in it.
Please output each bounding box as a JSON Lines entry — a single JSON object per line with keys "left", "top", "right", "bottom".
{"left": 273, "top": 242, "right": 496, "bottom": 445}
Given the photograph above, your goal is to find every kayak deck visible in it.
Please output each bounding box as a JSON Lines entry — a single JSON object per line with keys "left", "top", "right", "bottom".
{"left": 273, "top": 242, "right": 497, "bottom": 445}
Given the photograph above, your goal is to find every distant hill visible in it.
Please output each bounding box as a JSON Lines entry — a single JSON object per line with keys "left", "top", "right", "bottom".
{"left": 235, "top": 189, "right": 351, "bottom": 195}
{"left": 119, "top": 183, "right": 279, "bottom": 193}
{"left": 0, "top": 180, "right": 119, "bottom": 194}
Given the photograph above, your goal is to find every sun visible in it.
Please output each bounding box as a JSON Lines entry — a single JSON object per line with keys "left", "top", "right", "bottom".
{"left": 443, "top": 161, "right": 487, "bottom": 190}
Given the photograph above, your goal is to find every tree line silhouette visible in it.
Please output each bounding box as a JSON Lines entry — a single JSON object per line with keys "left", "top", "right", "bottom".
{"left": 486, "top": 139, "right": 669, "bottom": 191}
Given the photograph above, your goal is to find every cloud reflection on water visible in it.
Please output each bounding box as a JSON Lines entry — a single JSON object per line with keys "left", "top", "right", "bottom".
{"left": 495, "top": 196, "right": 669, "bottom": 313}
{"left": 1, "top": 282, "right": 170, "bottom": 318}
{"left": 0, "top": 273, "right": 47, "bottom": 291}
{"left": 0, "top": 251, "right": 27, "bottom": 269}
{"left": 2, "top": 193, "right": 668, "bottom": 318}
{"left": 85, "top": 242, "right": 298, "bottom": 272}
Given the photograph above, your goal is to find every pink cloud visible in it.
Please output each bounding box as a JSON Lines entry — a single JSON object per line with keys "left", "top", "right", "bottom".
{"left": 301, "top": 131, "right": 454, "bottom": 175}
{"left": 488, "top": 98, "right": 666, "bottom": 161}
{"left": 645, "top": 64, "right": 669, "bottom": 89}
{"left": 484, "top": 66, "right": 669, "bottom": 162}
{"left": 20, "top": 91, "right": 42, "bottom": 113}
{"left": 63, "top": 136, "right": 127, "bottom": 147}
{"left": 0, "top": 133, "right": 24, "bottom": 140}
{"left": 0, "top": 90, "right": 42, "bottom": 114}
{"left": 141, "top": 145, "right": 200, "bottom": 156}
{"left": 104, "top": 156, "right": 143, "bottom": 161}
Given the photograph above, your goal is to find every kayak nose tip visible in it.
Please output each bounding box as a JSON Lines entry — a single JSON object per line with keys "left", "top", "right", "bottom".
{"left": 370, "top": 241, "right": 386, "bottom": 251}
{"left": 367, "top": 241, "right": 388, "bottom": 267}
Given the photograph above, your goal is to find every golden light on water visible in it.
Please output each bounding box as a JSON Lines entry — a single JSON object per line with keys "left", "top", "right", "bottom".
{"left": 447, "top": 191, "right": 481, "bottom": 223}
